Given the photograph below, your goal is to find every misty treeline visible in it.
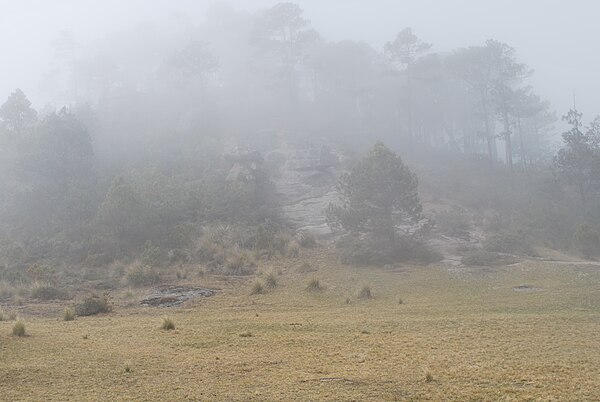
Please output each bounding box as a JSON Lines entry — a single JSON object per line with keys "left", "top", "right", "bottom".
{"left": 1, "top": 2, "right": 599, "bottom": 285}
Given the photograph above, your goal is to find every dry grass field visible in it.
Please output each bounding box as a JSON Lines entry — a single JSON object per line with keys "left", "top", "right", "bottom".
{"left": 2, "top": 248, "right": 600, "bottom": 401}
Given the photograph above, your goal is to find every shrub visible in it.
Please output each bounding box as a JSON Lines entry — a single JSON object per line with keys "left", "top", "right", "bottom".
{"left": 30, "top": 282, "right": 69, "bottom": 301}
{"left": 575, "top": 224, "right": 600, "bottom": 258}
{"left": 126, "top": 264, "right": 161, "bottom": 287}
{"left": 483, "top": 232, "right": 535, "bottom": 256}
{"left": 306, "top": 278, "right": 322, "bottom": 292}
{"left": 239, "top": 331, "right": 252, "bottom": 338}
{"left": 162, "top": 317, "right": 175, "bottom": 331}
{"left": 461, "top": 250, "right": 517, "bottom": 266}
{"left": 435, "top": 209, "right": 471, "bottom": 240}
{"left": 75, "top": 294, "right": 112, "bottom": 316}
{"left": 140, "top": 242, "right": 163, "bottom": 267}
{"left": 337, "top": 234, "right": 442, "bottom": 266}
{"left": 63, "top": 307, "right": 75, "bottom": 321}
{"left": 264, "top": 272, "right": 278, "bottom": 289}
{"left": 12, "top": 320, "right": 26, "bottom": 336}
{"left": 249, "top": 281, "right": 265, "bottom": 295}
{"left": 358, "top": 285, "right": 372, "bottom": 299}
{"left": 337, "top": 235, "right": 394, "bottom": 266}
{"left": 410, "top": 243, "right": 444, "bottom": 265}
{"left": 297, "top": 231, "right": 317, "bottom": 248}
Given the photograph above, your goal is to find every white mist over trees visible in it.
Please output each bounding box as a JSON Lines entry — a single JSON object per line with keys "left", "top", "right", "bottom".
{"left": 1, "top": 1, "right": 600, "bottom": 278}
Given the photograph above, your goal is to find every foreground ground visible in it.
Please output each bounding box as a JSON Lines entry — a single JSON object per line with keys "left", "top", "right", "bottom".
{"left": 1, "top": 248, "right": 600, "bottom": 401}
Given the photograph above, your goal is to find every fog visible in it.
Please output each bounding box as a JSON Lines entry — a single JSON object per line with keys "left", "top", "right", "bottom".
{"left": 4, "top": 3, "right": 600, "bottom": 399}
{"left": 3, "top": 0, "right": 600, "bottom": 118}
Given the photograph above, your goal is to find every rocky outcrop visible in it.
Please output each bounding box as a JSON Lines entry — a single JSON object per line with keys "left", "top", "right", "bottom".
{"left": 267, "top": 140, "right": 343, "bottom": 237}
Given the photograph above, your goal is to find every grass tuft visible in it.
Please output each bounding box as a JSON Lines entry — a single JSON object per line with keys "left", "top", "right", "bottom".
{"left": 358, "top": 285, "right": 372, "bottom": 299}
{"left": 12, "top": 320, "right": 26, "bottom": 337}
{"left": 264, "top": 272, "right": 278, "bottom": 289}
{"left": 63, "top": 307, "right": 75, "bottom": 321}
{"left": 306, "top": 278, "right": 323, "bottom": 292}
{"left": 162, "top": 317, "right": 175, "bottom": 331}
{"left": 424, "top": 368, "right": 434, "bottom": 383}
{"left": 249, "top": 280, "right": 265, "bottom": 295}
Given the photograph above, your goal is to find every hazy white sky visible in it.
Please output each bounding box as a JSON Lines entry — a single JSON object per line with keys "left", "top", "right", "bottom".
{"left": 1, "top": 0, "right": 598, "bottom": 121}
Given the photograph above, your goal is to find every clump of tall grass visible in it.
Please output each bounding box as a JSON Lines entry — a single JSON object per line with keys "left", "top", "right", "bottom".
{"left": 63, "top": 307, "right": 75, "bottom": 321}
{"left": 263, "top": 272, "right": 278, "bottom": 289}
{"left": 358, "top": 285, "right": 372, "bottom": 299}
{"left": 162, "top": 317, "right": 175, "bottom": 331}
{"left": 249, "top": 280, "right": 265, "bottom": 295}
{"left": 12, "top": 320, "right": 26, "bottom": 337}
{"left": 306, "top": 278, "right": 323, "bottom": 292}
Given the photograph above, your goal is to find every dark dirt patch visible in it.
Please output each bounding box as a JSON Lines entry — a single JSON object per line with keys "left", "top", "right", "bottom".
{"left": 512, "top": 284, "right": 543, "bottom": 292}
{"left": 141, "top": 285, "right": 217, "bottom": 307}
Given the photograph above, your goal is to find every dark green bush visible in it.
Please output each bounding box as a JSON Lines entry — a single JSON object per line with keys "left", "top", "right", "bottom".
{"left": 461, "top": 250, "right": 518, "bottom": 266}
{"left": 337, "top": 234, "right": 442, "bottom": 266}
{"left": 435, "top": 209, "right": 471, "bottom": 240}
{"left": 483, "top": 232, "right": 535, "bottom": 256}
{"left": 575, "top": 224, "right": 600, "bottom": 258}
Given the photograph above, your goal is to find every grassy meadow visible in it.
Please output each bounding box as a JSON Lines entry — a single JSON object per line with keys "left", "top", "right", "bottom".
{"left": 1, "top": 249, "right": 600, "bottom": 401}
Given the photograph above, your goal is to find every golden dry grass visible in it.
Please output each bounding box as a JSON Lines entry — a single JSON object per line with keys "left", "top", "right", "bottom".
{"left": 1, "top": 249, "right": 600, "bottom": 401}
